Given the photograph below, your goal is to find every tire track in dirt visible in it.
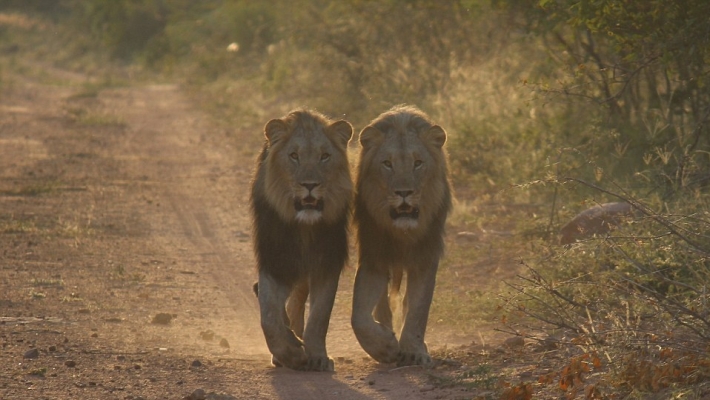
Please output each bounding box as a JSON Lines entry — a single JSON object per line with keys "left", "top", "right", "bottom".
{"left": 164, "top": 193, "right": 266, "bottom": 355}
{"left": 98, "top": 84, "right": 270, "bottom": 358}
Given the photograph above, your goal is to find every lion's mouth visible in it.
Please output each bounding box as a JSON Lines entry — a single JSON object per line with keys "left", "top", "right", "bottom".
{"left": 390, "top": 204, "right": 419, "bottom": 220}
{"left": 294, "top": 196, "right": 324, "bottom": 212}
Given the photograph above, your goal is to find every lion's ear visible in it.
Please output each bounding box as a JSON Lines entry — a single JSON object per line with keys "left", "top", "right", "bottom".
{"left": 359, "top": 126, "right": 384, "bottom": 150}
{"left": 264, "top": 119, "right": 289, "bottom": 144}
{"left": 422, "top": 125, "right": 447, "bottom": 148}
{"left": 328, "top": 120, "right": 353, "bottom": 148}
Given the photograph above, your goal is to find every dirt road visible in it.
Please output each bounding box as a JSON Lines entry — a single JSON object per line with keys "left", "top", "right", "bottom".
{"left": 0, "top": 67, "right": 484, "bottom": 399}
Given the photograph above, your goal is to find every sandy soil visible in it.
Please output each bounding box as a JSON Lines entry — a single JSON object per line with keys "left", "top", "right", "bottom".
{"left": 0, "top": 64, "right": 535, "bottom": 399}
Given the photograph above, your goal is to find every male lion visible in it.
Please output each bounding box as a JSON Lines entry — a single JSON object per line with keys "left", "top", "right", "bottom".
{"left": 351, "top": 105, "right": 452, "bottom": 367}
{"left": 250, "top": 109, "right": 353, "bottom": 371}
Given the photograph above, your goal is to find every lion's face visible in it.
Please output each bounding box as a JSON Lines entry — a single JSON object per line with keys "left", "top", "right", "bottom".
{"left": 263, "top": 112, "right": 353, "bottom": 225}
{"left": 357, "top": 107, "right": 449, "bottom": 233}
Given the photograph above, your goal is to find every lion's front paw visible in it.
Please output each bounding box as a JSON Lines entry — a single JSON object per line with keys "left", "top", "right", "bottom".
{"left": 299, "top": 355, "right": 334, "bottom": 372}
{"left": 370, "top": 338, "right": 399, "bottom": 364}
{"left": 397, "top": 350, "right": 434, "bottom": 368}
{"left": 269, "top": 339, "right": 308, "bottom": 370}
{"left": 353, "top": 322, "right": 399, "bottom": 364}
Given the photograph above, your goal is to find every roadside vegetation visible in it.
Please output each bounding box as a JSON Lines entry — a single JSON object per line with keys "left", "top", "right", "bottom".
{"left": 2, "top": 0, "right": 710, "bottom": 397}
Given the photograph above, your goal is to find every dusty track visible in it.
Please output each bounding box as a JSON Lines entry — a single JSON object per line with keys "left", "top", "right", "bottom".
{"left": 0, "top": 68, "right": 477, "bottom": 399}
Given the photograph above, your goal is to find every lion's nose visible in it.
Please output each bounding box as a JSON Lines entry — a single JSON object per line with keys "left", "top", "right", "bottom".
{"left": 395, "top": 190, "right": 413, "bottom": 198}
{"left": 301, "top": 182, "right": 320, "bottom": 192}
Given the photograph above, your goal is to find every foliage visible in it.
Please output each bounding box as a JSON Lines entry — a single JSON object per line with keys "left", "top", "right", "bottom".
{"left": 497, "top": 0, "right": 710, "bottom": 196}
{"left": 248, "top": 1, "right": 498, "bottom": 125}
{"left": 501, "top": 183, "right": 710, "bottom": 395}
{"left": 75, "top": 0, "right": 168, "bottom": 61}
{"left": 0, "top": 0, "right": 70, "bottom": 17}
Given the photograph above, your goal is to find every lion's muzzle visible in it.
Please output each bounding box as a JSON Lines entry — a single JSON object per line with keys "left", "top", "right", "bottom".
{"left": 390, "top": 204, "right": 420, "bottom": 220}
{"left": 294, "top": 195, "right": 324, "bottom": 212}
{"left": 390, "top": 190, "right": 419, "bottom": 221}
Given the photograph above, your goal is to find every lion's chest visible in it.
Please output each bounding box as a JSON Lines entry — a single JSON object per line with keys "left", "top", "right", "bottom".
{"left": 293, "top": 226, "right": 323, "bottom": 262}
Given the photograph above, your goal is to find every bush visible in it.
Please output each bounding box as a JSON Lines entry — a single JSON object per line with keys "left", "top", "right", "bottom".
{"left": 78, "top": 0, "right": 168, "bottom": 61}
{"left": 497, "top": 0, "right": 710, "bottom": 197}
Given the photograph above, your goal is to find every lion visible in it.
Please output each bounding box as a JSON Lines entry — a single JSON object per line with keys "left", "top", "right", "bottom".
{"left": 250, "top": 109, "right": 353, "bottom": 371}
{"left": 351, "top": 105, "right": 453, "bottom": 367}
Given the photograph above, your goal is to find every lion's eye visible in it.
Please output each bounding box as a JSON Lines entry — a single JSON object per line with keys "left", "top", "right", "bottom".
{"left": 414, "top": 160, "right": 423, "bottom": 169}
{"left": 383, "top": 160, "right": 393, "bottom": 169}
{"left": 289, "top": 152, "right": 299, "bottom": 161}
{"left": 320, "top": 153, "right": 330, "bottom": 162}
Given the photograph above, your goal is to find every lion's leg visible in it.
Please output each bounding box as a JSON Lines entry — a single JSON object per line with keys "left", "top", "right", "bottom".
{"left": 258, "top": 271, "right": 307, "bottom": 370}
{"left": 375, "top": 267, "right": 402, "bottom": 330}
{"left": 397, "top": 262, "right": 438, "bottom": 367}
{"left": 351, "top": 266, "right": 399, "bottom": 364}
{"left": 286, "top": 281, "right": 308, "bottom": 339}
{"left": 373, "top": 289, "right": 393, "bottom": 330}
{"left": 300, "top": 272, "right": 339, "bottom": 371}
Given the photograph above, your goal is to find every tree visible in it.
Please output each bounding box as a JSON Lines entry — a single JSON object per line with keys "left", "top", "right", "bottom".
{"left": 500, "top": 0, "right": 710, "bottom": 194}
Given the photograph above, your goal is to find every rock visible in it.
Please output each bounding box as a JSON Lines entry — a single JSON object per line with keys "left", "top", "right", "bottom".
{"left": 199, "top": 330, "right": 215, "bottom": 341}
{"left": 191, "top": 360, "right": 202, "bottom": 367}
{"left": 503, "top": 336, "right": 525, "bottom": 349}
{"left": 188, "top": 389, "right": 206, "bottom": 400}
{"left": 420, "top": 385, "right": 435, "bottom": 392}
{"left": 219, "top": 338, "right": 229, "bottom": 348}
{"left": 24, "top": 348, "right": 40, "bottom": 359}
{"left": 205, "top": 393, "right": 237, "bottom": 400}
{"left": 537, "top": 335, "right": 562, "bottom": 351}
{"left": 48, "top": 345, "right": 56, "bottom": 352}
{"left": 65, "top": 360, "right": 77, "bottom": 368}
{"left": 152, "top": 313, "right": 174, "bottom": 325}
{"left": 560, "top": 202, "right": 635, "bottom": 245}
